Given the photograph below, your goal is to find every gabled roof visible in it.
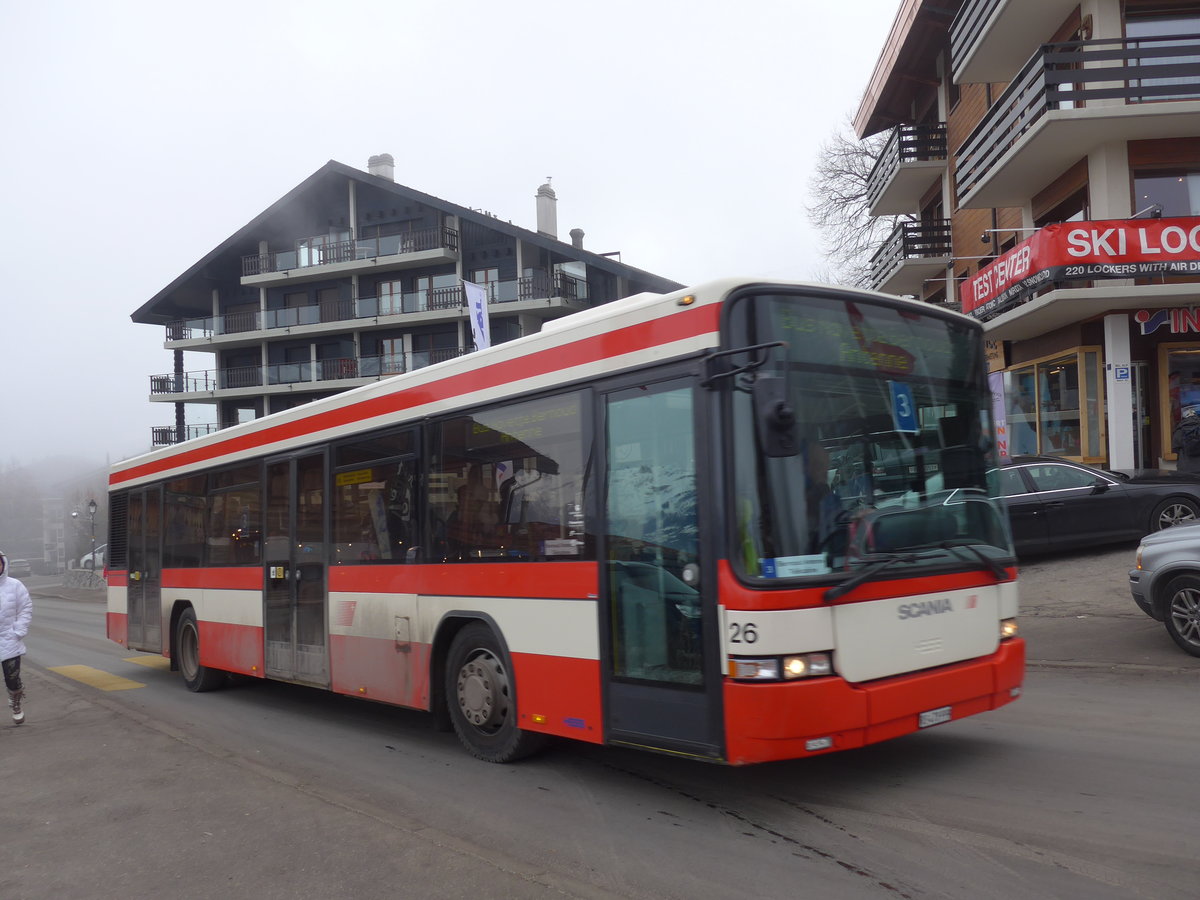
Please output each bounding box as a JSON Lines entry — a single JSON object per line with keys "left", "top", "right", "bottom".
{"left": 853, "top": 0, "right": 960, "bottom": 138}
{"left": 132, "top": 159, "right": 683, "bottom": 324}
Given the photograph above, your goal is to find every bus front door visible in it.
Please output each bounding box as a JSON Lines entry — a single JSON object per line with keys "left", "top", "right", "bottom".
{"left": 602, "top": 380, "right": 721, "bottom": 759}
{"left": 263, "top": 453, "right": 329, "bottom": 686}
{"left": 126, "top": 486, "right": 163, "bottom": 652}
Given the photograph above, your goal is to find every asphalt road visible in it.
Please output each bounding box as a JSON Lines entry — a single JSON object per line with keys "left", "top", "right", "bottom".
{"left": 7, "top": 549, "right": 1199, "bottom": 900}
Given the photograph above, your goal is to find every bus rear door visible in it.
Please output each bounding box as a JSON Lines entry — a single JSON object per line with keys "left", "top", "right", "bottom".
{"left": 264, "top": 452, "right": 330, "bottom": 686}
{"left": 126, "top": 485, "right": 163, "bottom": 652}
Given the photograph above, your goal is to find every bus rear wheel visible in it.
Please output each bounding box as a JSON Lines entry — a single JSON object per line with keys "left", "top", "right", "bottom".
{"left": 445, "top": 622, "right": 545, "bottom": 763}
{"left": 176, "top": 608, "right": 225, "bottom": 692}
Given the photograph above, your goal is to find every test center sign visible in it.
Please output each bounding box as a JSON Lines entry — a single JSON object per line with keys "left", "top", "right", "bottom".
{"left": 963, "top": 216, "right": 1200, "bottom": 320}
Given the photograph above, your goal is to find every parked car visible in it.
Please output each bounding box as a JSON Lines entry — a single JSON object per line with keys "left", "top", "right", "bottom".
{"left": 998, "top": 455, "right": 1200, "bottom": 555}
{"left": 1129, "top": 524, "right": 1200, "bottom": 657}
{"left": 80, "top": 543, "right": 107, "bottom": 570}
{"left": 6, "top": 558, "right": 32, "bottom": 578}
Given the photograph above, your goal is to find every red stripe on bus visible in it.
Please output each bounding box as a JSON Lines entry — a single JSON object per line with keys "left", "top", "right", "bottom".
{"left": 115, "top": 564, "right": 596, "bottom": 597}
{"left": 330, "top": 634, "right": 432, "bottom": 709}
{"left": 329, "top": 562, "right": 597, "bottom": 598}
{"left": 162, "top": 568, "right": 263, "bottom": 590}
{"left": 716, "top": 559, "right": 1016, "bottom": 611}
{"left": 723, "top": 639, "right": 1024, "bottom": 764}
{"left": 108, "top": 572, "right": 128, "bottom": 587}
{"left": 107, "top": 612, "right": 128, "bottom": 646}
{"left": 111, "top": 304, "right": 719, "bottom": 486}
{"left": 199, "top": 620, "right": 264, "bottom": 676}
{"left": 511, "top": 652, "right": 604, "bottom": 743}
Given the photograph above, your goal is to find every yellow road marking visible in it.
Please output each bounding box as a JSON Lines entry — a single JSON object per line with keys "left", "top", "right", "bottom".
{"left": 124, "top": 655, "right": 171, "bottom": 671}
{"left": 49, "top": 665, "right": 145, "bottom": 691}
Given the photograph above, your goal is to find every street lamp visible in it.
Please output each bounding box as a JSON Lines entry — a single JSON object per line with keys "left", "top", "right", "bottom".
{"left": 87, "top": 499, "right": 97, "bottom": 569}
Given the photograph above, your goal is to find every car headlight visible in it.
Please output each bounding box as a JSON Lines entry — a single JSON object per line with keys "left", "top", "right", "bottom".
{"left": 729, "top": 652, "right": 832, "bottom": 681}
{"left": 1135, "top": 545, "right": 1144, "bottom": 570}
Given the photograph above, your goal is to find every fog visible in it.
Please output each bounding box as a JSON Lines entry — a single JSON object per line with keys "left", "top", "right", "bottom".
{"left": 1, "top": 0, "right": 897, "bottom": 473}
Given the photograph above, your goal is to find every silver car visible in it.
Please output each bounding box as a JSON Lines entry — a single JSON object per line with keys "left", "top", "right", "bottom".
{"left": 1130, "top": 523, "right": 1200, "bottom": 657}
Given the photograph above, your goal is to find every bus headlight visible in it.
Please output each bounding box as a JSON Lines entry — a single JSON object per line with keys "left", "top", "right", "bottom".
{"left": 729, "top": 652, "right": 832, "bottom": 681}
{"left": 1000, "top": 618, "right": 1019, "bottom": 640}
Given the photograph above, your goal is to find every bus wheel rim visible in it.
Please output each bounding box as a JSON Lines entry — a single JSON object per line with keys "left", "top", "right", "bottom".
{"left": 456, "top": 651, "right": 506, "bottom": 731}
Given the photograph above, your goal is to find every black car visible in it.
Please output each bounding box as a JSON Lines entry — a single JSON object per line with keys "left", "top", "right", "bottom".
{"left": 998, "top": 455, "right": 1200, "bottom": 555}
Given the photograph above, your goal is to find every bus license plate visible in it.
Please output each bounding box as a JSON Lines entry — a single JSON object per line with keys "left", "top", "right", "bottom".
{"left": 919, "top": 706, "right": 952, "bottom": 728}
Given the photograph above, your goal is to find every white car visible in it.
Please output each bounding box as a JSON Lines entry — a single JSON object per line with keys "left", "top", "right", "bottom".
{"left": 80, "top": 544, "right": 107, "bottom": 570}
{"left": 6, "top": 558, "right": 32, "bottom": 577}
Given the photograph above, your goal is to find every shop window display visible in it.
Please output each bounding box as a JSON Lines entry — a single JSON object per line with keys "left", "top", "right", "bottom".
{"left": 1003, "top": 349, "right": 1104, "bottom": 461}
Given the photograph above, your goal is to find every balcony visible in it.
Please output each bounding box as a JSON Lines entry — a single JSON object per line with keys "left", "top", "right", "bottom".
{"left": 240, "top": 225, "right": 460, "bottom": 284}
{"left": 867, "top": 219, "right": 952, "bottom": 296}
{"left": 148, "top": 349, "right": 470, "bottom": 400}
{"left": 956, "top": 35, "right": 1200, "bottom": 209}
{"left": 950, "top": 0, "right": 1080, "bottom": 85}
{"left": 165, "top": 271, "right": 588, "bottom": 344}
{"left": 150, "top": 422, "right": 225, "bottom": 447}
{"left": 865, "top": 123, "right": 948, "bottom": 217}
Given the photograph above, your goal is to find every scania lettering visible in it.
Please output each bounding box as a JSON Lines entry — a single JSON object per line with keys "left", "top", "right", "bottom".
{"left": 106, "top": 278, "right": 1024, "bottom": 765}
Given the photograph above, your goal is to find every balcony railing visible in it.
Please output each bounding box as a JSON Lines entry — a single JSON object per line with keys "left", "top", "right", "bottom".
{"left": 864, "top": 123, "right": 948, "bottom": 216}
{"left": 867, "top": 220, "right": 953, "bottom": 293}
{"left": 956, "top": 34, "right": 1200, "bottom": 204}
{"left": 149, "top": 349, "right": 470, "bottom": 396}
{"left": 948, "top": 0, "right": 996, "bottom": 81}
{"left": 150, "top": 422, "right": 225, "bottom": 447}
{"left": 165, "top": 270, "right": 588, "bottom": 340}
{"left": 241, "top": 225, "right": 460, "bottom": 277}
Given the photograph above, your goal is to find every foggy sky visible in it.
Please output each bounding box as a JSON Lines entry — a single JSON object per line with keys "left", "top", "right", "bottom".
{"left": 0, "top": 0, "right": 898, "bottom": 469}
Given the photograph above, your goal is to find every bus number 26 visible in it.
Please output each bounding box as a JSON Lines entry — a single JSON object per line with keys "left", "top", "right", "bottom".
{"left": 729, "top": 622, "right": 758, "bottom": 643}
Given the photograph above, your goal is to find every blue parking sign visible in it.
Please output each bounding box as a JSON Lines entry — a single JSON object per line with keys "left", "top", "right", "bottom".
{"left": 889, "top": 381, "right": 918, "bottom": 433}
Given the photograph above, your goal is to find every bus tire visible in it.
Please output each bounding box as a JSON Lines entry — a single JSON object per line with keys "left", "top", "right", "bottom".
{"left": 176, "top": 607, "right": 225, "bottom": 692}
{"left": 445, "top": 622, "right": 545, "bottom": 763}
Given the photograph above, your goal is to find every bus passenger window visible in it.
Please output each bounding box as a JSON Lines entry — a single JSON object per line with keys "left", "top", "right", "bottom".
{"left": 332, "top": 457, "right": 417, "bottom": 564}
{"left": 430, "top": 392, "right": 590, "bottom": 563}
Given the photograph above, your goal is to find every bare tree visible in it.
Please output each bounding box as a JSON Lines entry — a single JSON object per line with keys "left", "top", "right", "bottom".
{"left": 807, "top": 121, "right": 909, "bottom": 288}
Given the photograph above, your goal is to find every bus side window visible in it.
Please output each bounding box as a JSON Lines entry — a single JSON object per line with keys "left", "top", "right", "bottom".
{"left": 332, "top": 429, "right": 418, "bottom": 564}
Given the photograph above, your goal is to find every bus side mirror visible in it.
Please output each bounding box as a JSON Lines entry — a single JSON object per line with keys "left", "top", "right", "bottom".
{"left": 753, "top": 374, "right": 799, "bottom": 457}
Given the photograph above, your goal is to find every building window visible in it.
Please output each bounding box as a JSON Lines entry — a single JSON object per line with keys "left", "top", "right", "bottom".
{"left": 1003, "top": 348, "right": 1105, "bottom": 461}
{"left": 1134, "top": 170, "right": 1200, "bottom": 217}
{"left": 1162, "top": 345, "right": 1200, "bottom": 462}
{"left": 1127, "top": 12, "right": 1200, "bottom": 101}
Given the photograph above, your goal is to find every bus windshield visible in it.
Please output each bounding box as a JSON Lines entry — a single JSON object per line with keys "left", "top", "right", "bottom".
{"left": 727, "top": 290, "right": 1014, "bottom": 581}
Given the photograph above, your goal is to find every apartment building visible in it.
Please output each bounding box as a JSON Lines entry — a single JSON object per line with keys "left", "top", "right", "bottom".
{"left": 134, "top": 155, "right": 682, "bottom": 446}
{"left": 855, "top": 0, "right": 1200, "bottom": 469}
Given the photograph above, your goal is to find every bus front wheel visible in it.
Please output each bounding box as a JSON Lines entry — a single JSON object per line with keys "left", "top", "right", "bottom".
{"left": 445, "top": 622, "right": 545, "bottom": 763}
{"left": 176, "top": 608, "right": 225, "bottom": 692}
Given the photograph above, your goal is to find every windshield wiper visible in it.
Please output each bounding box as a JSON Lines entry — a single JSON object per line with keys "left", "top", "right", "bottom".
{"left": 824, "top": 552, "right": 929, "bottom": 603}
{"left": 937, "top": 540, "right": 1009, "bottom": 580}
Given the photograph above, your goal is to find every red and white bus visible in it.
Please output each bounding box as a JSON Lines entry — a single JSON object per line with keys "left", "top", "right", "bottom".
{"left": 107, "top": 278, "right": 1023, "bottom": 764}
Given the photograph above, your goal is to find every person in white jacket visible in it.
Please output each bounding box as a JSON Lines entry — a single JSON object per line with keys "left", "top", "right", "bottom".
{"left": 0, "top": 552, "right": 32, "bottom": 725}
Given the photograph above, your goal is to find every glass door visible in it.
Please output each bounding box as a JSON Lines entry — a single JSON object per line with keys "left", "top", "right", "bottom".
{"left": 1132, "top": 361, "right": 1149, "bottom": 469}
{"left": 602, "top": 378, "right": 719, "bottom": 757}
{"left": 126, "top": 486, "right": 163, "bottom": 652}
{"left": 264, "top": 453, "right": 329, "bottom": 686}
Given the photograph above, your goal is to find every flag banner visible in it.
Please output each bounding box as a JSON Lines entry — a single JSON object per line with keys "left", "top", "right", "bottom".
{"left": 963, "top": 216, "right": 1200, "bottom": 320}
{"left": 464, "top": 280, "right": 490, "bottom": 350}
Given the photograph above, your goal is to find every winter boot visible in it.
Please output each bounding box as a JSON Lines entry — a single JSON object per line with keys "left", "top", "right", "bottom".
{"left": 8, "top": 689, "right": 24, "bottom": 725}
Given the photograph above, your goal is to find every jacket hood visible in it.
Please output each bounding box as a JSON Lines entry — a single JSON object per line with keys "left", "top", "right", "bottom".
{"left": 0, "top": 551, "right": 7, "bottom": 580}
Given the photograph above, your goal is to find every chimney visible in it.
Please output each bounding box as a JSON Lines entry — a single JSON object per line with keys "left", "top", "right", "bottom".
{"left": 536, "top": 179, "right": 557, "bottom": 239}
{"left": 367, "top": 153, "right": 395, "bottom": 182}
{"left": 570, "top": 228, "right": 585, "bottom": 249}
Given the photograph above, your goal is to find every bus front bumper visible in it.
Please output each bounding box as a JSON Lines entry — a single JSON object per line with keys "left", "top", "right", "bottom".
{"left": 722, "top": 638, "right": 1025, "bottom": 765}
